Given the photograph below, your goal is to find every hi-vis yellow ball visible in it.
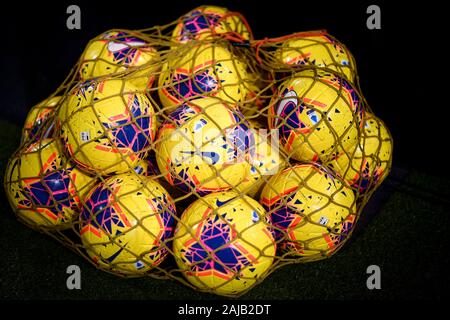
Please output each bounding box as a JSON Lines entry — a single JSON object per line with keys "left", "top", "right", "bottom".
{"left": 155, "top": 98, "right": 254, "bottom": 195}
{"left": 22, "top": 95, "right": 61, "bottom": 143}
{"left": 5, "top": 138, "right": 96, "bottom": 228}
{"left": 260, "top": 164, "right": 356, "bottom": 258}
{"left": 274, "top": 30, "right": 357, "bottom": 83}
{"left": 240, "top": 72, "right": 268, "bottom": 118}
{"left": 158, "top": 43, "right": 248, "bottom": 112}
{"left": 79, "top": 30, "right": 159, "bottom": 91}
{"left": 269, "top": 69, "right": 364, "bottom": 162}
{"left": 172, "top": 5, "right": 251, "bottom": 43}
{"left": 236, "top": 120, "right": 286, "bottom": 197}
{"left": 327, "top": 113, "right": 393, "bottom": 193}
{"left": 58, "top": 79, "right": 157, "bottom": 175}
{"left": 173, "top": 191, "right": 275, "bottom": 295}
{"left": 79, "top": 173, "right": 177, "bottom": 275}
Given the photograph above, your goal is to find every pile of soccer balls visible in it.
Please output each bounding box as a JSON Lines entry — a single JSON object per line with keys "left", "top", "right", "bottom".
{"left": 4, "top": 5, "right": 393, "bottom": 296}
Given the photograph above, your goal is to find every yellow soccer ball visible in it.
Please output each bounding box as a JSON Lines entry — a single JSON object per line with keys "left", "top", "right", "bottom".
{"left": 79, "top": 30, "right": 159, "bottom": 91}
{"left": 236, "top": 120, "right": 286, "bottom": 197}
{"left": 158, "top": 43, "right": 248, "bottom": 112}
{"left": 274, "top": 30, "right": 357, "bottom": 83}
{"left": 240, "top": 72, "right": 268, "bottom": 118}
{"left": 173, "top": 191, "right": 276, "bottom": 295}
{"left": 327, "top": 113, "right": 393, "bottom": 193}
{"left": 172, "top": 5, "right": 251, "bottom": 43}
{"left": 58, "top": 79, "right": 157, "bottom": 175}
{"left": 260, "top": 164, "right": 356, "bottom": 258}
{"left": 156, "top": 98, "right": 253, "bottom": 195}
{"left": 268, "top": 69, "right": 364, "bottom": 162}
{"left": 22, "top": 95, "right": 61, "bottom": 143}
{"left": 79, "top": 173, "right": 177, "bottom": 275}
{"left": 5, "top": 138, "right": 96, "bottom": 228}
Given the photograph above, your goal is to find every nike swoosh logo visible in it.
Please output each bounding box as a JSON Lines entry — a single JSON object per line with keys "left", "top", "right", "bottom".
{"left": 105, "top": 242, "right": 128, "bottom": 263}
{"left": 216, "top": 198, "right": 234, "bottom": 207}
{"left": 108, "top": 41, "right": 145, "bottom": 52}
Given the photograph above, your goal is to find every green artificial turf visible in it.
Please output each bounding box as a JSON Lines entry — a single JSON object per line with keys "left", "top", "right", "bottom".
{"left": 0, "top": 120, "right": 448, "bottom": 300}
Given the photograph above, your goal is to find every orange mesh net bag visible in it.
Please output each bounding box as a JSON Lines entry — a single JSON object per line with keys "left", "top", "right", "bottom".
{"left": 3, "top": 6, "right": 393, "bottom": 297}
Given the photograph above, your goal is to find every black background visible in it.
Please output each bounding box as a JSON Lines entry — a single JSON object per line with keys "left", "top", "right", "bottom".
{"left": 0, "top": 1, "right": 443, "bottom": 175}
{"left": 0, "top": 0, "right": 447, "bottom": 308}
